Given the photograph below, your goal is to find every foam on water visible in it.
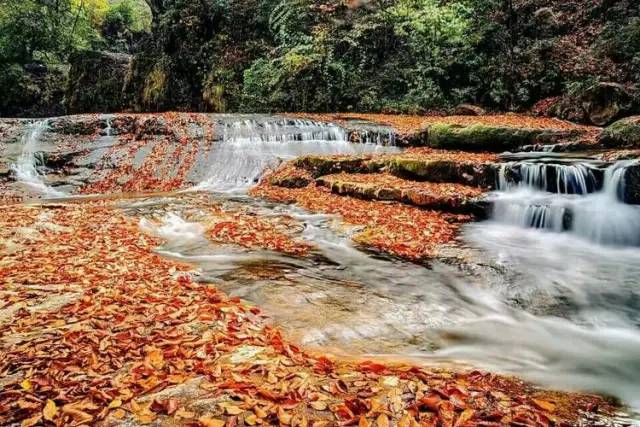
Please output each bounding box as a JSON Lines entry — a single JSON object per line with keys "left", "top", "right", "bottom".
{"left": 493, "top": 160, "right": 640, "bottom": 246}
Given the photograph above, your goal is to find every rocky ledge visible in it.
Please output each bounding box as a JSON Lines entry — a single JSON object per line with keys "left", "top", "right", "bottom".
{"left": 287, "top": 113, "right": 601, "bottom": 151}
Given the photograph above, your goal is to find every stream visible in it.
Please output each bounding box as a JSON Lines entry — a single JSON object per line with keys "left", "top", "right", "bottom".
{"left": 6, "top": 114, "right": 640, "bottom": 423}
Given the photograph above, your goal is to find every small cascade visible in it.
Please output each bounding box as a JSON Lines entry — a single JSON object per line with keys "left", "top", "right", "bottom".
{"left": 195, "top": 116, "right": 399, "bottom": 192}
{"left": 11, "top": 120, "right": 65, "bottom": 198}
{"left": 497, "top": 161, "right": 599, "bottom": 194}
{"left": 491, "top": 159, "right": 640, "bottom": 246}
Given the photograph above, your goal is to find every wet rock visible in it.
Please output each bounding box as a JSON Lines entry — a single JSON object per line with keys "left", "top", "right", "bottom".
{"left": 599, "top": 116, "right": 640, "bottom": 148}
{"left": 48, "top": 116, "right": 106, "bottom": 135}
{"left": 453, "top": 104, "right": 486, "bottom": 116}
{"left": 66, "top": 51, "right": 133, "bottom": 114}
{"left": 623, "top": 164, "right": 640, "bottom": 204}
{"left": 293, "top": 156, "right": 370, "bottom": 178}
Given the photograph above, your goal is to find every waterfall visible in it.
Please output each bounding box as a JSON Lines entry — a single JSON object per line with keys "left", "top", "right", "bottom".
{"left": 491, "top": 160, "right": 640, "bottom": 246}
{"left": 497, "top": 161, "right": 598, "bottom": 195}
{"left": 194, "top": 116, "right": 399, "bottom": 193}
{"left": 12, "top": 120, "right": 65, "bottom": 198}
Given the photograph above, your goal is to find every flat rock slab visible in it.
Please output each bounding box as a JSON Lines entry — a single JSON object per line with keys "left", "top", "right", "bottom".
{"left": 293, "top": 148, "right": 499, "bottom": 188}
{"left": 317, "top": 173, "right": 486, "bottom": 214}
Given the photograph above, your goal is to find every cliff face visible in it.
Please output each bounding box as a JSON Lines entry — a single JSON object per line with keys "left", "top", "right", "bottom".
{"left": 66, "top": 51, "right": 133, "bottom": 114}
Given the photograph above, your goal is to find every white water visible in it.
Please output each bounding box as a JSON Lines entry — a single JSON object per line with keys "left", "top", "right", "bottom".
{"left": 194, "top": 117, "right": 399, "bottom": 193}
{"left": 12, "top": 120, "right": 65, "bottom": 198}
{"left": 454, "top": 223, "right": 640, "bottom": 417}
{"left": 493, "top": 160, "right": 640, "bottom": 246}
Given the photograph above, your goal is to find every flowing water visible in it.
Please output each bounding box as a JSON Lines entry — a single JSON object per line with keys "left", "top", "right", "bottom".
{"left": 193, "top": 116, "right": 398, "bottom": 192}
{"left": 6, "top": 114, "right": 640, "bottom": 422}
{"left": 11, "top": 120, "right": 66, "bottom": 198}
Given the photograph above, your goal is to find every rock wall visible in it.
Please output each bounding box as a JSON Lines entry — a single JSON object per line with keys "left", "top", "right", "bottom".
{"left": 66, "top": 51, "right": 133, "bottom": 114}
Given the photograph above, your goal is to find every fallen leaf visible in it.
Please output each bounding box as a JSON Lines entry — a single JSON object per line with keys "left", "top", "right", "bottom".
{"left": 199, "top": 415, "right": 226, "bottom": 427}
{"left": 43, "top": 400, "right": 58, "bottom": 421}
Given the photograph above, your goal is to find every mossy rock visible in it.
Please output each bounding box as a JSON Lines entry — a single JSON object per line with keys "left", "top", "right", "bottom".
{"left": 382, "top": 158, "right": 497, "bottom": 188}
{"left": 293, "top": 156, "right": 370, "bottom": 177}
{"left": 66, "top": 51, "right": 133, "bottom": 114}
{"left": 269, "top": 175, "right": 311, "bottom": 188}
{"left": 406, "top": 123, "right": 586, "bottom": 151}
{"left": 599, "top": 116, "right": 640, "bottom": 148}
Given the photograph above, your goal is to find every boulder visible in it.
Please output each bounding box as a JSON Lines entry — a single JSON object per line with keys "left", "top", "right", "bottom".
{"left": 599, "top": 116, "right": 640, "bottom": 148}
{"left": 551, "top": 82, "right": 637, "bottom": 126}
{"left": 418, "top": 123, "right": 584, "bottom": 152}
{"left": 293, "top": 156, "right": 371, "bottom": 178}
{"left": 624, "top": 164, "right": 640, "bottom": 204}
{"left": 453, "top": 104, "right": 486, "bottom": 116}
{"left": 582, "top": 83, "right": 635, "bottom": 126}
{"left": 67, "top": 51, "right": 133, "bottom": 114}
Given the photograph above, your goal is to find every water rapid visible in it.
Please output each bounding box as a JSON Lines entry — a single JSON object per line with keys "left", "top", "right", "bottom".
{"left": 194, "top": 116, "right": 398, "bottom": 192}
{"left": 12, "top": 120, "right": 65, "bottom": 198}
{"left": 492, "top": 159, "right": 640, "bottom": 246}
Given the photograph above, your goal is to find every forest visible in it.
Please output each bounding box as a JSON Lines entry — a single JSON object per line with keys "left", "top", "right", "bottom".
{"left": 1, "top": 0, "right": 639, "bottom": 119}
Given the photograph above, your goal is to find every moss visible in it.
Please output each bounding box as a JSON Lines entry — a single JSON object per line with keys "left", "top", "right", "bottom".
{"left": 426, "top": 123, "right": 544, "bottom": 151}
{"left": 599, "top": 116, "right": 640, "bottom": 148}
{"left": 293, "top": 156, "right": 370, "bottom": 177}
{"left": 384, "top": 158, "right": 496, "bottom": 187}
{"left": 142, "top": 63, "right": 167, "bottom": 108}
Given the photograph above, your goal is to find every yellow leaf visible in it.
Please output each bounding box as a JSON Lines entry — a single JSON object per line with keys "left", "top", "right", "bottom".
{"left": 134, "top": 412, "right": 157, "bottom": 425}
{"left": 359, "top": 416, "right": 371, "bottom": 427}
{"left": 376, "top": 414, "right": 389, "bottom": 427}
{"left": 245, "top": 414, "right": 258, "bottom": 425}
{"left": 175, "top": 408, "right": 196, "bottom": 419}
{"left": 198, "top": 416, "right": 226, "bottom": 427}
{"left": 223, "top": 404, "right": 243, "bottom": 415}
{"left": 21, "top": 379, "right": 32, "bottom": 391}
{"left": 310, "top": 401, "right": 327, "bottom": 411}
{"left": 112, "top": 409, "right": 126, "bottom": 419}
{"left": 145, "top": 346, "right": 165, "bottom": 369}
{"left": 43, "top": 399, "right": 58, "bottom": 421}
{"left": 21, "top": 414, "right": 41, "bottom": 427}
{"left": 454, "top": 408, "right": 474, "bottom": 427}
{"left": 108, "top": 399, "right": 122, "bottom": 409}
{"left": 278, "top": 406, "right": 292, "bottom": 425}
{"left": 532, "top": 398, "right": 556, "bottom": 413}
{"left": 398, "top": 414, "right": 411, "bottom": 427}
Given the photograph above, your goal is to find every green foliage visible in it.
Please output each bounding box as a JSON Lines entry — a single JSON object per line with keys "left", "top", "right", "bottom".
{"left": 0, "top": 0, "right": 94, "bottom": 64}
{"left": 103, "top": 0, "right": 152, "bottom": 38}
{"left": 3, "top": 0, "right": 640, "bottom": 116}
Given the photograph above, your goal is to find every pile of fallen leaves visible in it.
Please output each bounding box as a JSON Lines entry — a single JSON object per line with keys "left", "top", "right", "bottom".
{"left": 250, "top": 181, "right": 471, "bottom": 260}
{"left": 399, "top": 148, "right": 498, "bottom": 164}
{"left": 208, "top": 212, "right": 312, "bottom": 257}
{"left": 318, "top": 173, "right": 483, "bottom": 210}
{"left": 0, "top": 201, "right": 612, "bottom": 426}
{"left": 79, "top": 113, "right": 214, "bottom": 195}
